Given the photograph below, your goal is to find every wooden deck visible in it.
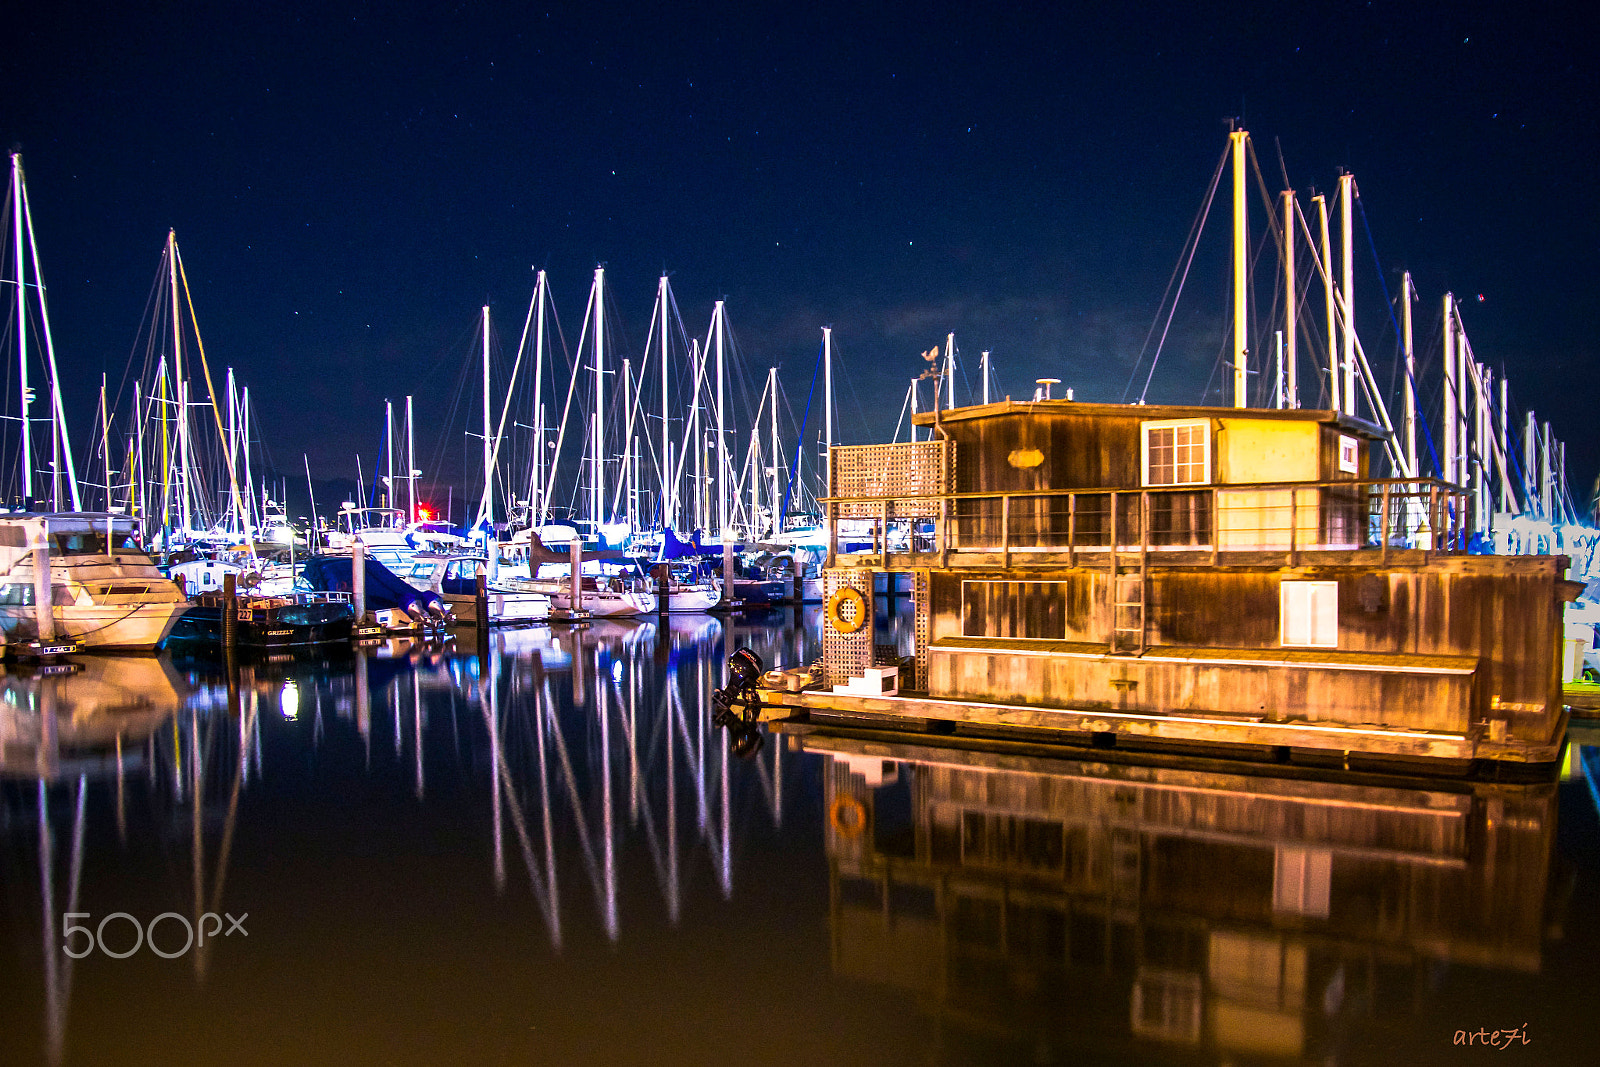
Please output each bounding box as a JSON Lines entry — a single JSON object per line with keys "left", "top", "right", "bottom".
{"left": 757, "top": 687, "right": 1567, "bottom": 767}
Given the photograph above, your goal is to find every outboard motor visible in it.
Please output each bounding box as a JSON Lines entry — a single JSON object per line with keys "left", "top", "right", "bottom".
{"left": 711, "top": 647, "right": 765, "bottom": 758}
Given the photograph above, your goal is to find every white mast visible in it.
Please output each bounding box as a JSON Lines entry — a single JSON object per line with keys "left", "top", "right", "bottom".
{"left": 1541, "top": 421, "right": 1553, "bottom": 519}
{"left": 658, "top": 274, "right": 672, "bottom": 532}
{"left": 1315, "top": 194, "right": 1337, "bottom": 413}
{"left": 385, "top": 398, "right": 394, "bottom": 510}
{"left": 691, "top": 339, "right": 703, "bottom": 531}
{"left": 823, "top": 327, "right": 834, "bottom": 497}
{"left": 1282, "top": 189, "right": 1297, "bottom": 408}
{"left": 10, "top": 154, "right": 29, "bottom": 501}
{"left": 714, "top": 299, "right": 726, "bottom": 539}
{"left": 406, "top": 395, "right": 416, "bottom": 521}
{"left": 481, "top": 303, "right": 493, "bottom": 536}
{"left": 592, "top": 268, "right": 606, "bottom": 529}
{"left": 1402, "top": 272, "right": 1416, "bottom": 479}
{"left": 980, "top": 349, "right": 990, "bottom": 406}
{"left": 1456, "top": 315, "right": 1470, "bottom": 487}
{"left": 943, "top": 332, "right": 955, "bottom": 410}
{"left": 226, "top": 368, "right": 239, "bottom": 530}
{"left": 1443, "top": 294, "right": 1457, "bottom": 485}
{"left": 1274, "top": 331, "right": 1285, "bottom": 409}
{"left": 169, "top": 231, "right": 192, "bottom": 533}
{"left": 1231, "top": 128, "right": 1249, "bottom": 409}
{"left": 1498, "top": 376, "right": 1510, "bottom": 513}
{"left": 621, "top": 357, "right": 634, "bottom": 529}
{"left": 530, "top": 271, "right": 547, "bottom": 525}
{"left": 1524, "top": 412, "right": 1538, "bottom": 517}
{"left": 910, "top": 376, "right": 919, "bottom": 442}
{"left": 769, "top": 366, "right": 781, "bottom": 535}
{"left": 1339, "top": 173, "right": 1356, "bottom": 416}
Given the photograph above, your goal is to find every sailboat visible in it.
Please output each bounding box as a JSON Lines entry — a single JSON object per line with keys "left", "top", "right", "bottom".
{"left": 0, "top": 154, "right": 189, "bottom": 651}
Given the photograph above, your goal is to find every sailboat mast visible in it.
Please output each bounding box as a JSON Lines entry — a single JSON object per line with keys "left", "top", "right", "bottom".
{"left": 481, "top": 304, "right": 493, "bottom": 534}
{"left": 169, "top": 231, "right": 192, "bottom": 533}
{"left": 1498, "top": 376, "right": 1510, "bottom": 513}
{"left": 406, "top": 395, "right": 416, "bottom": 522}
{"left": 1231, "top": 128, "right": 1248, "bottom": 409}
{"left": 1315, "top": 194, "right": 1337, "bottom": 413}
{"left": 385, "top": 398, "right": 394, "bottom": 510}
{"left": 823, "top": 327, "right": 834, "bottom": 497}
{"left": 714, "top": 299, "right": 726, "bottom": 539}
{"left": 1339, "top": 173, "right": 1356, "bottom": 416}
{"left": 10, "top": 155, "right": 29, "bottom": 501}
{"left": 100, "top": 375, "right": 111, "bottom": 511}
{"left": 910, "top": 376, "right": 919, "bottom": 443}
{"left": 980, "top": 349, "right": 990, "bottom": 406}
{"left": 769, "top": 366, "right": 781, "bottom": 535}
{"left": 944, "top": 332, "right": 955, "bottom": 410}
{"left": 227, "top": 368, "right": 239, "bottom": 531}
{"left": 659, "top": 275, "right": 672, "bottom": 532}
{"left": 1402, "top": 272, "right": 1416, "bottom": 478}
{"left": 1443, "top": 294, "right": 1457, "bottom": 485}
{"left": 592, "top": 267, "right": 606, "bottom": 529}
{"left": 691, "top": 339, "right": 703, "bottom": 531}
{"left": 1282, "top": 189, "right": 1297, "bottom": 408}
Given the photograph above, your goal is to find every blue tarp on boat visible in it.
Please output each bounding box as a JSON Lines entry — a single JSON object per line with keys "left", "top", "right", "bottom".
{"left": 301, "top": 555, "right": 445, "bottom": 616}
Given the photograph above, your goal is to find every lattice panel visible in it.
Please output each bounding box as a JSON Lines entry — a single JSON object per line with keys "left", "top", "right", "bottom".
{"left": 912, "top": 569, "right": 930, "bottom": 692}
{"left": 832, "top": 441, "right": 952, "bottom": 517}
{"left": 821, "top": 568, "right": 873, "bottom": 687}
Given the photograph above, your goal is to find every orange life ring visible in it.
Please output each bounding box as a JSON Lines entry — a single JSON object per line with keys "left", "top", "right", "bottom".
{"left": 825, "top": 586, "right": 868, "bottom": 634}
{"left": 829, "top": 795, "right": 867, "bottom": 838}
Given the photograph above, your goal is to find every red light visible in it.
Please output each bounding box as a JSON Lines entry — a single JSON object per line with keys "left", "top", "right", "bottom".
{"left": 417, "top": 506, "right": 433, "bottom": 521}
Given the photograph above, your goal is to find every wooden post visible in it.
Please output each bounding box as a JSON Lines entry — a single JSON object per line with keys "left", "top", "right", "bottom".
{"left": 1427, "top": 483, "right": 1438, "bottom": 561}
{"left": 570, "top": 537, "right": 583, "bottom": 609}
{"left": 881, "top": 499, "right": 890, "bottom": 570}
{"left": 1000, "top": 495, "right": 1011, "bottom": 570}
{"left": 1108, "top": 491, "right": 1118, "bottom": 574}
{"left": 826, "top": 500, "right": 837, "bottom": 569}
{"left": 1379, "top": 483, "right": 1391, "bottom": 563}
{"left": 352, "top": 538, "right": 367, "bottom": 620}
{"left": 1210, "top": 486, "right": 1220, "bottom": 566}
{"left": 1068, "top": 492, "right": 1077, "bottom": 568}
{"left": 475, "top": 568, "right": 490, "bottom": 630}
{"left": 939, "top": 495, "right": 950, "bottom": 567}
{"left": 223, "top": 571, "right": 238, "bottom": 649}
{"left": 1288, "top": 489, "right": 1298, "bottom": 567}
{"left": 31, "top": 530, "right": 55, "bottom": 643}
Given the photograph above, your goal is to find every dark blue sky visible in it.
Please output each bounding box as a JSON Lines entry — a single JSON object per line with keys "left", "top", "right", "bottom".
{"left": 5, "top": 1, "right": 1597, "bottom": 503}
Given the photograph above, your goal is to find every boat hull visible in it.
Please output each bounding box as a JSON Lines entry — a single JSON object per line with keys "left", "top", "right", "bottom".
{"left": 0, "top": 603, "right": 187, "bottom": 653}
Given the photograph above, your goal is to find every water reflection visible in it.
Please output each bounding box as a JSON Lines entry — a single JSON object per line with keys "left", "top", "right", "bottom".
{"left": 1, "top": 606, "right": 1581, "bottom": 1066}
{"left": 807, "top": 733, "right": 1563, "bottom": 1062}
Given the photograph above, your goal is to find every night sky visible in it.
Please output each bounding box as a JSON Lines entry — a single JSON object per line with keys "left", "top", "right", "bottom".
{"left": 5, "top": 1, "right": 1597, "bottom": 512}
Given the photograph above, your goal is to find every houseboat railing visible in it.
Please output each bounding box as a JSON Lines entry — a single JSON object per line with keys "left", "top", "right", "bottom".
{"left": 824, "top": 478, "right": 1472, "bottom": 568}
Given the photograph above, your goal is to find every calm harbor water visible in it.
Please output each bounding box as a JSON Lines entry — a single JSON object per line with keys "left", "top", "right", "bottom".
{"left": 2, "top": 609, "right": 1598, "bottom": 1066}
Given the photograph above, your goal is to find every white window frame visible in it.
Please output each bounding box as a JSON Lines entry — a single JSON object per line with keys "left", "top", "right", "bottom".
{"left": 1141, "top": 419, "right": 1211, "bottom": 488}
{"left": 1280, "top": 580, "right": 1338, "bottom": 648}
{"left": 1338, "top": 434, "right": 1359, "bottom": 474}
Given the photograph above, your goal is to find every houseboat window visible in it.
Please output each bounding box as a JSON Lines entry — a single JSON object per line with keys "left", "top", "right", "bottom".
{"left": 1338, "top": 434, "right": 1360, "bottom": 474}
{"left": 1280, "top": 580, "right": 1338, "bottom": 648}
{"left": 0, "top": 528, "right": 27, "bottom": 548}
{"left": 0, "top": 583, "right": 33, "bottom": 605}
{"left": 1141, "top": 420, "right": 1210, "bottom": 487}
{"left": 961, "top": 580, "right": 1070, "bottom": 640}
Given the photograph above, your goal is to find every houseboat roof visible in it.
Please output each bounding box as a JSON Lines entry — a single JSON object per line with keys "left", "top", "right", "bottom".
{"left": 912, "top": 399, "right": 1386, "bottom": 437}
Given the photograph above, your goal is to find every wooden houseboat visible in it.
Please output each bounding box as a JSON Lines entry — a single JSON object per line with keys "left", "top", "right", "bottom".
{"left": 755, "top": 400, "right": 1577, "bottom": 769}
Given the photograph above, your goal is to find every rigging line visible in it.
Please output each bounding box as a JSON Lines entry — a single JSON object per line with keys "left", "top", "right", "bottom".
{"left": 1139, "top": 171, "right": 1223, "bottom": 406}
{"left": 1356, "top": 193, "right": 1442, "bottom": 478}
{"left": 540, "top": 281, "right": 597, "bottom": 522}
{"left": 781, "top": 338, "right": 823, "bottom": 526}
{"left": 1123, "top": 141, "right": 1229, "bottom": 403}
